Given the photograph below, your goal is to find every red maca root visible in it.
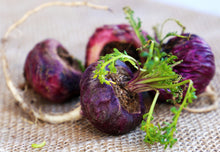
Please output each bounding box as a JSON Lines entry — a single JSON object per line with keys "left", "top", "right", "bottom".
{"left": 85, "top": 24, "right": 147, "bottom": 67}
{"left": 24, "top": 39, "right": 83, "bottom": 103}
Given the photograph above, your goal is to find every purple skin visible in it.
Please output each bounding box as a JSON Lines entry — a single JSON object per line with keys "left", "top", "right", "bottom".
{"left": 24, "top": 39, "right": 82, "bottom": 103}
{"left": 80, "top": 61, "right": 146, "bottom": 135}
{"left": 158, "top": 33, "right": 215, "bottom": 101}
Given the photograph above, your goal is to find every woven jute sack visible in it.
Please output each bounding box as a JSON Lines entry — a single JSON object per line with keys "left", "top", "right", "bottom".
{"left": 0, "top": 0, "right": 219, "bottom": 151}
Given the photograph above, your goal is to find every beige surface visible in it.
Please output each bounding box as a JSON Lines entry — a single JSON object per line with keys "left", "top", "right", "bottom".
{"left": 0, "top": 0, "right": 220, "bottom": 151}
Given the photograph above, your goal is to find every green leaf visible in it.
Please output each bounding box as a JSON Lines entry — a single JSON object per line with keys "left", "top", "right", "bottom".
{"left": 31, "top": 141, "right": 46, "bottom": 148}
{"left": 123, "top": 6, "right": 146, "bottom": 46}
{"left": 170, "top": 107, "right": 178, "bottom": 114}
{"left": 140, "top": 51, "right": 148, "bottom": 57}
{"left": 93, "top": 48, "right": 139, "bottom": 85}
{"left": 94, "top": 6, "right": 198, "bottom": 150}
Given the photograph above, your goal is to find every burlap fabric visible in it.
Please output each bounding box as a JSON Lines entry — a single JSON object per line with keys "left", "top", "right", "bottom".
{"left": 0, "top": 0, "right": 219, "bottom": 151}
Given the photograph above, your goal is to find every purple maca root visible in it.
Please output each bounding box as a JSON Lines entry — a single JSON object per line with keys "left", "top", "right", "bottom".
{"left": 85, "top": 24, "right": 147, "bottom": 67}
{"left": 24, "top": 39, "right": 83, "bottom": 103}
{"left": 164, "top": 33, "right": 215, "bottom": 94}
{"left": 158, "top": 33, "right": 216, "bottom": 101}
{"left": 80, "top": 61, "right": 146, "bottom": 135}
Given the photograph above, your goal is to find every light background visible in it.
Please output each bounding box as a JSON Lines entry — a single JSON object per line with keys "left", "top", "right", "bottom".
{"left": 154, "top": 0, "right": 220, "bottom": 16}
{"left": 0, "top": 0, "right": 219, "bottom": 151}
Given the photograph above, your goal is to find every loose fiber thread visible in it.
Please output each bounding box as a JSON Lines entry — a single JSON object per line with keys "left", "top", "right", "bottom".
{"left": 0, "top": 1, "right": 217, "bottom": 125}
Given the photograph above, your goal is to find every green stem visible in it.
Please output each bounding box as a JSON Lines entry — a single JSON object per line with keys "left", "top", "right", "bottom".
{"left": 159, "top": 18, "right": 186, "bottom": 43}
{"left": 135, "top": 75, "right": 178, "bottom": 84}
{"left": 127, "top": 74, "right": 179, "bottom": 93}
{"left": 173, "top": 80, "right": 193, "bottom": 122}
{"left": 123, "top": 7, "right": 146, "bottom": 46}
{"left": 146, "top": 90, "right": 160, "bottom": 137}
{"left": 149, "top": 79, "right": 190, "bottom": 89}
{"left": 164, "top": 79, "right": 194, "bottom": 148}
{"left": 143, "top": 41, "right": 154, "bottom": 69}
{"left": 101, "top": 54, "right": 136, "bottom": 71}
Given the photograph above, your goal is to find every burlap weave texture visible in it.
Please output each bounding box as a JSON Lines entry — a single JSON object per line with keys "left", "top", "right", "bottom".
{"left": 0, "top": 0, "right": 219, "bottom": 151}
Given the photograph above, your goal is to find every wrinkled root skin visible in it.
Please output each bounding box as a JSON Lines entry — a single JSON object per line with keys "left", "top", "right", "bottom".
{"left": 85, "top": 24, "right": 147, "bottom": 67}
{"left": 80, "top": 62, "right": 146, "bottom": 135}
{"left": 24, "top": 39, "right": 82, "bottom": 103}
{"left": 158, "top": 33, "right": 216, "bottom": 101}
{"left": 164, "top": 34, "right": 215, "bottom": 95}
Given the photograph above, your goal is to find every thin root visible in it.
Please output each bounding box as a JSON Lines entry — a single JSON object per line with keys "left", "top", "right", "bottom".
{"left": 175, "top": 86, "right": 218, "bottom": 113}
{"left": 3, "top": 1, "right": 111, "bottom": 39}
{"left": 1, "top": 1, "right": 110, "bottom": 124}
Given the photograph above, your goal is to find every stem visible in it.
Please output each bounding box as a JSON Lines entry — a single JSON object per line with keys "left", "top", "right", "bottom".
{"left": 101, "top": 54, "right": 136, "bottom": 71}
{"left": 141, "top": 79, "right": 196, "bottom": 149}
{"left": 146, "top": 90, "right": 160, "bottom": 137}
{"left": 147, "top": 90, "right": 160, "bottom": 124}
{"left": 149, "top": 79, "right": 190, "bottom": 89}
{"left": 3, "top": 1, "right": 110, "bottom": 39}
{"left": 123, "top": 7, "right": 146, "bottom": 46}
{"left": 135, "top": 75, "right": 178, "bottom": 84}
{"left": 158, "top": 18, "right": 186, "bottom": 43}
{"left": 122, "top": 7, "right": 198, "bottom": 149}
{"left": 175, "top": 85, "right": 218, "bottom": 113}
{"left": 143, "top": 40, "right": 154, "bottom": 69}
{"left": 168, "top": 80, "right": 194, "bottom": 136}
{"left": 127, "top": 73, "right": 179, "bottom": 94}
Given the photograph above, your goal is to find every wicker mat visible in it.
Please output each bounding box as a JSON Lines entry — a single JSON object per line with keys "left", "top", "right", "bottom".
{"left": 0, "top": 0, "right": 219, "bottom": 151}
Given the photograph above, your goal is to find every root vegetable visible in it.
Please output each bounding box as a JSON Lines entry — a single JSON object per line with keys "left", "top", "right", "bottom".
{"left": 85, "top": 24, "right": 147, "bottom": 67}
{"left": 1, "top": 1, "right": 110, "bottom": 123}
{"left": 80, "top": 7, "right": 199, "bottom": 149}
{"left": 152, "top": 32, "right": 216, "bottom": 102}
{"left": 80, "top": 60, "right": 146, "bottom": 135}
{"left": 24, "top": 39, "right": 83, "bottom": 103}
{"left": 163, "top": 33, "right": 215, "bottom": 95}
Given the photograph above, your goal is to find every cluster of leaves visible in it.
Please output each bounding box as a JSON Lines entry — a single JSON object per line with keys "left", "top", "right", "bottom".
{"left": 93, "top": 6, "right": 197, "bottom": 149}
{"left": 123, "top": 7, "right": 147, "bottom": 46}
{"left": 125, "top": 6, "right": 197, "bottom": 149}
{"left": 141, "top": 80, "right": 196, "bottom": 149}
{"left": 93, "top": 48, "right": 139, "bottom": 85}
{"left": 127, "top": 40, "right": 181, "bottom": 96}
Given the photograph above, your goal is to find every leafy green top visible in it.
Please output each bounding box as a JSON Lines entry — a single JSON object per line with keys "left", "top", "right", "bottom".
{"left": 93, "top": 48, "right": 140, "bottom": 85}
{"left": 123, "top": 7, "right": 147, "bottom": 46}
{"left": 93, "top": 6, "right": 197, "bottom": 149}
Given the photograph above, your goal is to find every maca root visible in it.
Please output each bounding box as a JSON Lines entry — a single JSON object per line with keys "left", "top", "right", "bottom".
{"left": 108, "top": 67, "right": 141, "bottom": 114}
{"left": 101, "top": 42, "right": 140, "bottom": 60}
{"left": 101, "top": 42, "right": 140, "bottom": 71}
{"left": 57, "top": 46, "right": 83, "bottom": 71}
{"left": 1, "top": 1, "right": 110, "bottom": 124}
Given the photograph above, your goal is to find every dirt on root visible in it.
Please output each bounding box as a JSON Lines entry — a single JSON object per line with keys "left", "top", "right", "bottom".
{"left": 108, "top": 66, "right": 141, "bottom": 114}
